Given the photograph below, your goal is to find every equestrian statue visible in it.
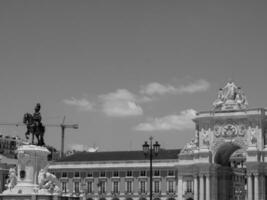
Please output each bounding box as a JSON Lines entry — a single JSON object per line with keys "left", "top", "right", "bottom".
{"left": 23, "top": 103, "right": 45, "bottom": 146}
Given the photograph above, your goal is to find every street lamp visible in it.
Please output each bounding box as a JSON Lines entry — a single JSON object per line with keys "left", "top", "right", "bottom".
{"left": 142, "top": 136, "right": 160, "bottom": 200}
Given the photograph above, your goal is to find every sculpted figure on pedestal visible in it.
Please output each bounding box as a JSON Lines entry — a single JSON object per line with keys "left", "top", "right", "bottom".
{"left": 235, "top": 87, "right": 248, "bottom": 109}
{"left": 249, "top": 127, "right": 257, "bottom": 145}
{"left": 222, "top": 81, "right": 237, "bottom": 100}
{"left": 5, "top": 168, "right": 17, "bottom": 191}
{"left": 213, "top": 81, "right": 248, "bottom": 110}
{"left": 212, "top": 88, "right": 225, "bottom": 109}
{"left": 201, "top": 129, "right": 210, "bottom": 146}
{"left": 38, "top": 167, "right": 61, "bottom": 194}
{"left": 181, "top": 131, "right": 199, "bottom": 153}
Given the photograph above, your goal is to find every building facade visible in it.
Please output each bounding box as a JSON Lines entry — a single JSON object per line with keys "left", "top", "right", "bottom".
{"left": 50, "top": 81, "right": 267, "bottom": 200}
{"left": 49, "top": 150, "right": 179, "bottom": 200}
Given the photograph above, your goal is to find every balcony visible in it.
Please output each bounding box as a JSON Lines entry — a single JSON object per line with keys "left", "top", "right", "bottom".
{"left": 111, "top": 191, "right": 120, "bottom": 197}
{"left": 166, "top": 191, "right": 176, "bottom": 198}
{"left": 138, "top": 191, "right": 148, "bottom": 196}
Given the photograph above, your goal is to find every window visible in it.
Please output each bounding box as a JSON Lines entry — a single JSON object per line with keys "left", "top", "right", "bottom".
{"left": 140, "top": 170, "right": 146, "bottom": 177}
{"left": 62, "top": 182, "right": 67, "bottom": 193}
{"left": 154, "top": 181, "right": 160, "bottom": 193}
{"left": 87, "top": 172, "right": 93, "bottom": 177}
{"left": 74, "top": 182, "right": 80, "bottom": 193}
{"left": 126, "top": 171, "right": 132, "bottom": 177}
{"left": 100, "top": 171, "right": 106, "bottom": 177}
{"left": 99, "top": 181, "right": 106, "bottom": 193}
{"left": 140, "top": 181, "right": 146, "bottom": 193}
{"left": 154, "top": 170, "right": 160, "bottom": 176}
{"left": 62, "top": 172, "right": 67, "bottom": 178}
{"left": 113, "top": 181, "right": 119, "bottom": 193}
{"left": 87, "top": 181, "right": 93, "bottom": 193}
{"left": 186, "top": 180, "right": 193, "bottom": 192}
{"left": 126, "top": 181, "right": 132, "bottom": 193}
{"left": 168, "top": 181, "right": 174, "bottom": 193}
{"left": 74, "top": 172, "right": 80, "bottom": 178}
{"left": 113, "top": 171, "right": 119, "bottom": 177}
{"left": 168, "top": 170, "right": 174, "bottom": 176}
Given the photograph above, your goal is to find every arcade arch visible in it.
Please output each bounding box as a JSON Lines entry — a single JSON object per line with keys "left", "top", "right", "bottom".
{"left": 214, "top": 142, "right": 247, "bottom": 200}
{"left": 214, "top": 142, "right": 243, "bottom": 166}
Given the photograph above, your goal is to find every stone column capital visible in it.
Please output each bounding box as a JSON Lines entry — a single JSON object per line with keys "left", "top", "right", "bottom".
{"left": 246, "top": 171, "right": 253, "bottom": 176}
{"left": 178, "top": 175, "right": 183, "bottom": 179}
{"left": 253, "top": 172, "right": 259, "bottom": 176}
{"left": 205, "top": 174, "right": 211, "bottom": 178}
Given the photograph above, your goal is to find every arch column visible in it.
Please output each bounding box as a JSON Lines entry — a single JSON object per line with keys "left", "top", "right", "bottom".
{"left": 194, "top": 176, "right": 198, "bottom": 200}
{"left": 247, "top": 174, "right": 253, "bottom": 200}
{"left": 199, "top": 175, "right": 204, "bottom": 200}
{"left": 177, "top": 176, "right": 183, "bottom": 200}
{"left": 254, "top": 173, "right": 259, "bottom": 200}
{"left": 210, "top": 174, "right": 217, "bottom": 200}
{"left": 205, "top": 175, "right": 210, "bottom": 200}
{"left": 260, "top": 175, "right": 266, "bottom": 200}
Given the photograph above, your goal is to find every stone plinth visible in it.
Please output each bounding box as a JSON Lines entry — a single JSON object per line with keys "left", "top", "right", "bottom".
{"left": 246, "top": 146, "right": 259, "bottom": 162}
{"left": 2, "top": 145, "right": 50, "bottom": 195}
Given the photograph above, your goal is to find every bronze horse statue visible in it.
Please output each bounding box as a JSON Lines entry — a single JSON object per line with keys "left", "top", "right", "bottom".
{"left": 23, "top": 113, "right": 45, "bottom": 146}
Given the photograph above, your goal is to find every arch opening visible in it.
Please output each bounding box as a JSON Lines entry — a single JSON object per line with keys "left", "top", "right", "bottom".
{"left": 214, "top": 142, "right": 242, "bottom": 166}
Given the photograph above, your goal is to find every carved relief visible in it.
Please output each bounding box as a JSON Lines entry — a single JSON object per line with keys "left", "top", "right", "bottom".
{"left": 248, "top": 126, "right": 258, "bottom": 146}
{"left": 200, "top": 128, "right": 210, "bottom": 146}
{"left": 18, "top": 153, "right": 30, "bottom": 169}
{"left": 214, "top": 124, "right": 246, "bottom": 138}
{"left": 238, "top": 124, "right": 247, "bottom": 136}
{"left": 223, "top": 124, "right": 237, "bottom": 137}
{"left": 214, "top": 126, "right": 221, "bottom": 137}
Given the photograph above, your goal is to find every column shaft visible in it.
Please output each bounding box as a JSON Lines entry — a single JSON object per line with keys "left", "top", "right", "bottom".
{"left": 255, "top": 175, "right": 259, "bottom": 200}
{"left": 177, "top": 176, "right": 183, "bottom": 200}
{"left": 211, "top": 175, "right": 217, "bottom": 200}
{"left": 199, "top": 175, "right": 204, "bottom": 200}
{"left": 194, "top": 176, "right": 198, "bottom": 200}
{"left": 247, "top": 175, "right": 253, "bottom": 200}
{"left": 261, "top": 175, "right": 266, "bottom": 200}
{"left": 206, "top": 175, "right": 210, "bottom": 200}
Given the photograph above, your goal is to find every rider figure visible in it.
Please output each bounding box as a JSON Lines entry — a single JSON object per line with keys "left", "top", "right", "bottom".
{"left": 33, "top": 103, "right": 45, "bottom": 145}
{"left": 33, "top": 103, "right": 42, "bottom": 128}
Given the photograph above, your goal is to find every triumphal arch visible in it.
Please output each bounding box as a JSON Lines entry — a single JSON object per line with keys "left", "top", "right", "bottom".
{"left": 177, "top": 81, "right": 267, "bottom": 200}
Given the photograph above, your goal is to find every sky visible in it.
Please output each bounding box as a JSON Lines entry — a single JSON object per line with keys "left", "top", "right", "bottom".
{"left": 0, "top": 1, "right": 267, "bottom": 152}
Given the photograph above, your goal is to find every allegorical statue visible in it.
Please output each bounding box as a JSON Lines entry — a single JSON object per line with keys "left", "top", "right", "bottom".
{"left": 213, "top": 81, "right": 248, "bottom": 110}
{"left": 5, "top": 168, "right": 17, "bottom": 191}
{"left": 23, "top": 103, "right": 45, "bottom": 146}
{"left": 222, "top": 80, "right": 237, "bottom": 100}
{"left": 38, "top": 167, "right": 61, "bottom": 194}
{"left": 212, "top": 88, "right": 224, "bottom": 109}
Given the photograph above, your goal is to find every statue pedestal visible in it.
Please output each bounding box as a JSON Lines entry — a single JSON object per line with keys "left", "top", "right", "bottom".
{"left": 2, "top": 145, "right": 50, "bottom": 195}
{"left": 221, "top": 100, "right": 239, "bottom": 110}
{"left": 246, "top": 145, "right": 259, "bottom": 162}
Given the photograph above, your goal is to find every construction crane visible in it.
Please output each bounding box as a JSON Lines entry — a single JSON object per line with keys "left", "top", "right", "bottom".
{"left": 45, "top": 116, "right": 78, "bottom": 158}
{"left": 0, "top": 116, "right": 78, "bottom": 158}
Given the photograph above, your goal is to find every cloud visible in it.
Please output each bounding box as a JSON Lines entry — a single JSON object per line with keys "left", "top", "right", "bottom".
{"left": 140, "top": 79, "right": 210, "bottom": 95}
{"left": 177, "top": 79, "right": 210, "bottom": 94}
{"left": 69, "top": 144, "right": 86, "bottom": 151}
{"left": 140, "top": 82, "right": 177, "bottom": 95}
{"left": 134, "top": 109, "right": 196, "bottom": 131}
{"left": 99, "top": 89, "right": 143, "bottom": 117}
{"left": 63, "top": 97, "right": 94, "bottom": 111}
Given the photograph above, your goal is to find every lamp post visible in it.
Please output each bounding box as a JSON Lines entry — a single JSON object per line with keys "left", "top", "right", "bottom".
{"left": 142, "top": 136, "right": 160, "bottom": 200}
